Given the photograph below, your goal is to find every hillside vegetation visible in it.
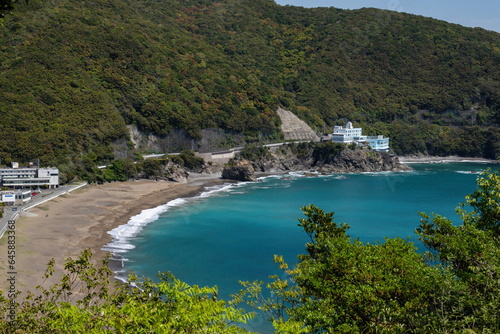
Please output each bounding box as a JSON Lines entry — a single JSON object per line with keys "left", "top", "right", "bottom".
{"left": 0, "top": 0, "right": 499, "bottom": 169}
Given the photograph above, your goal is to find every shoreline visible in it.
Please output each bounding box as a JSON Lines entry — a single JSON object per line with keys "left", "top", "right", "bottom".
{"left": 398, "top": 155, "right": 498, "bottom": 164}
{"left": 1, "top": 156, "right": 496, "bottom": 295}
{"left": 0, "top": 175, "right": 229, "bottom": 295}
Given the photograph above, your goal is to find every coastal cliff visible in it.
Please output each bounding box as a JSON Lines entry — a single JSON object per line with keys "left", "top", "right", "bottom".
{"left": 221, "top": 143, "right": 410, "bottom": 181}
{"left": 255, "top": 145, "right": 409, "bottom": 173}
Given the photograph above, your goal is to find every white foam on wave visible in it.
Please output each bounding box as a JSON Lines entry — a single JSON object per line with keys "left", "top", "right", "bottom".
{"left": 458, "top": 160, "right": 491, "bottom": 164}
{"left": 102, "top": 198, "right": 187, "bottom": 253}
{"left": 257, "top": 171, "right": 331, "bottom": 182}
{"left": 228, "top": 191, "right": 246, "bottom": 194}
{"left": 288, "top": 171, "right": 308, "bottom": 178}
{"left": 456, "top": 170, "right": 481, "bottom": 175}
{"left": 102, "top": 183, "right": 234, "bottom": 255}
{"left": 199, "top": 183, "right": 234, "bottom": 197}
{"left": 256, "top": 174, "right": 284, "bottom": 180}
{"left": 402, "top": 159, "right": 494, "bottom": 164}
{"left": 361, "top": 171, "right": 394, "bottom": 176}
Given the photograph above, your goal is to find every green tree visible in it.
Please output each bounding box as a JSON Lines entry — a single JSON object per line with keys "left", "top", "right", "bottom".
{"left": 106, "top": 158, "right": 136, "bottom": 182}
{"left": 459, "top": 169, "right": 500, "bottom": 234}
{"left": 239, "top": 144, "right": 270, "bottom": 161}
{"left": 239, "top": 205, "right": 448, "bottom": 333}
{"left": 179, "top": 150, "right": 205, "bottom": 170}
{"left": 140, "top": 158, "right": 163, "bottom": 181}
{"left": 417, "top": 169, "right": 500, "bottom": 331}
{"left": 238, "top": 170, "right": 500, "bottom": 333}
{"left": 1, "top": 250, "right": 255, "bottom": 333}
{"left": 311, "top": 142, "right": 345, "bottom": 165}
{"left": 0, "top": 0, "right": 16, "bottom": 16}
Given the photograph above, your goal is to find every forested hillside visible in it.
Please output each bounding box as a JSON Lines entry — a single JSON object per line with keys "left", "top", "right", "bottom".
{"left": 1, "top": 0, "right": 499, "bottom": 168}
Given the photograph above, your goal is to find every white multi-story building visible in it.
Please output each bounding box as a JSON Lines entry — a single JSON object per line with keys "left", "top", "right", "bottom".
{"left": 331, "top": 122, "right": 363, "bottom": 143}
{"left": 330, "top": 122, "right": 390, "bottom": 152}
{"left": 0, "top": 164, "right": 59, "bottom": 189}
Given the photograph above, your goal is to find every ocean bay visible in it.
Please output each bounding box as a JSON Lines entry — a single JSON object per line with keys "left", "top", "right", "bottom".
{"left": 110, "top": 162, "right": 497, "bottom": 303}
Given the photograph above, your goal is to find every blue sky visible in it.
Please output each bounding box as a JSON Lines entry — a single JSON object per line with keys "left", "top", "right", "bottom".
{"left": 274, "top": 0, "right": 500, "bottom": 33}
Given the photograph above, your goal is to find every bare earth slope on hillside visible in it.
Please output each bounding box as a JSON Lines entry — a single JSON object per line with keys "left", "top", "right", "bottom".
{"left": 276, "top": 107, "right": 320, "bottom": 142}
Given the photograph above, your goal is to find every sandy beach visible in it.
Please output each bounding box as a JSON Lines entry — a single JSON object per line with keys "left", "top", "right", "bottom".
{"left": 1, "top": 156, "right": 497, "bottom": 297}
{"left": 0, "top": 176, "right": 228, "bottom": 295}
{"left": 399, "top": 155, "right": 499, "bottom": 164}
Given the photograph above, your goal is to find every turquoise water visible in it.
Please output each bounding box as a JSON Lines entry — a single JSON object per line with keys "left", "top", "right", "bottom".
{"left": 104, "top": 162, "right": 496, "bottom": 330}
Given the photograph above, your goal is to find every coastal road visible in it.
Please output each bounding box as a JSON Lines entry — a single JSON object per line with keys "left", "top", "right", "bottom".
{"left": 142, "top": 140, "right": 314, "bottom": 160}
{"left": 0, "top": 182, "right": 87, "bottom": 239}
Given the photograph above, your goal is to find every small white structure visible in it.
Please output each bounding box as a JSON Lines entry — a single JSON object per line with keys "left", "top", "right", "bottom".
{"left": 1, "top": 191, "right": 16, "bottom": 206}
{"left": 0, "top": 190, "right": 32, "bottom": 206}
{"left": 331, "top": 122, "right": 390, "bottom": 152}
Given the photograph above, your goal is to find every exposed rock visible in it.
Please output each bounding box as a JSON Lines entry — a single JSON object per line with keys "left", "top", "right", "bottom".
{"left": 221, "top": 160, "right": 256, "bottom": 181}
{"left": 276, "top": 107, "right": 320, "bottom": 142}
{"left": 127, "top": 124, "right": 247, "bottom": 154}
{"left": 167, "top": 168, "right": 189, "bottom": 183}
{"left": 251, "top": 145, "right": 410, "bottom": 174}
{"left": 137, "top": 144, "right": 410, "bottom": 184}
{"left": 136, "top": 159, "right": 190, "bottom": 182}
{"left": 198, "top": 162, "right": 224, "bottom": 175}
{"left": 327, "top": 149, "right": 410, "bottom": 173}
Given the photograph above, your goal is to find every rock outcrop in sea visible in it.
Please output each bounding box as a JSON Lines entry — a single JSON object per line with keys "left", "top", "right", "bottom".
{"left": 221, "top": 160, "right": 256, "bottom": 181}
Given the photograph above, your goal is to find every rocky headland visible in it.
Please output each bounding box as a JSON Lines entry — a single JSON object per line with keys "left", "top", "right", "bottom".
{"left": 221, "top": 143, "right": 411, "bottom": 181}
{"left": 136, "top": 143, "right": 410, "bottom": 183}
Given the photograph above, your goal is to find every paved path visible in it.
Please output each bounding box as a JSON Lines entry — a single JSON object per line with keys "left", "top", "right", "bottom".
{"left": 0, "top": 182, "right": 87, "bottom": 239}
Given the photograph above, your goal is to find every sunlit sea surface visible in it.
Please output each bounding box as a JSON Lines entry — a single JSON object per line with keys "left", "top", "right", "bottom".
{"left": 103, "top": 161, "right": 497, "bottom": 331}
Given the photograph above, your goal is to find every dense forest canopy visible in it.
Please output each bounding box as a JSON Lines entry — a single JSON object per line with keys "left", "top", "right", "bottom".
{"left": 0, "top": 0, "right": 499, "bottom": 167}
